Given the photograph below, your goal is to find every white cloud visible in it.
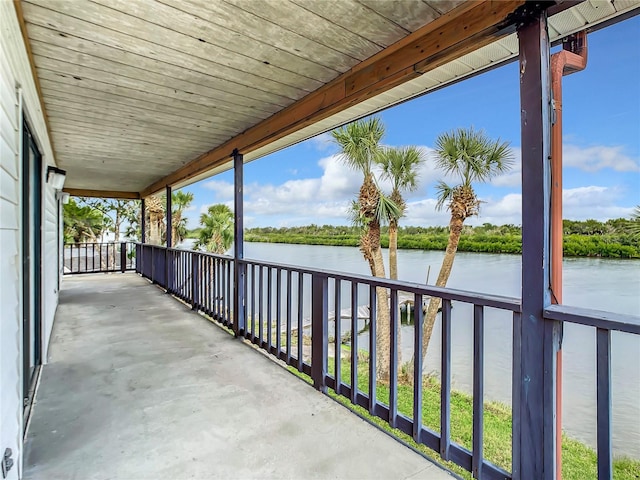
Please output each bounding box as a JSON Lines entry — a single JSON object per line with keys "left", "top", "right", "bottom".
{"left": 202, "top": 179, "right": 234, "bottom": 200}
{"left": 562, "top": 186, "right": 633, "bottom": 220}
{"left": 563, "top": 145, "right": 640, "bottom": 172}
{"left": 491, "top": 148, "right": 522, "bottom": 188}
{"left": 308, "top": 132, "right": 334, "bottom": 152}
{"left": 189, "top": 141, "right": 636, "bottom": 228}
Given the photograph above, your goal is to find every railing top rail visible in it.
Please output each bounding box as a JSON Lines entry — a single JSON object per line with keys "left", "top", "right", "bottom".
{"left": 169, "top": 247, "right": 233, "bottom": 260}
{"left": 137, "top": 243, "right": 520, "bottom": 311}
{"left": 239, "top": 256, "right": 522, "bottom": 312}
{"left": 544, "top": 304, "right": 640, "bottom": 335}
{"left": 65, "top": 241, "right": 130, "bottom": 245}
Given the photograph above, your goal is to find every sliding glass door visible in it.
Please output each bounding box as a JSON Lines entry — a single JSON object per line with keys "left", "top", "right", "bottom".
{"left": 21, "top": 120, "right": 42, "bottom": 414}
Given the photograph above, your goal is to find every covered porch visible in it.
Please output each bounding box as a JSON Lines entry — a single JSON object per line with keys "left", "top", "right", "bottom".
{"left": 2, "top": 1, "right": 638, "bottom": 479}
{"left": 24, "top": 273, "right": 451, "bottom": 480}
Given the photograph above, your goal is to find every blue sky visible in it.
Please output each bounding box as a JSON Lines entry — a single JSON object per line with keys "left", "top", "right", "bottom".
{"left": 180, "top": 17, "right": 640, "bottom": 229}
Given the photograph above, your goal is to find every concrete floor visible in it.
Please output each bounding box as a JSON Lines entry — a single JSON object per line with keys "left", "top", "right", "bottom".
{"left": 24, "top": 274, "right": 454, "bottom": 480}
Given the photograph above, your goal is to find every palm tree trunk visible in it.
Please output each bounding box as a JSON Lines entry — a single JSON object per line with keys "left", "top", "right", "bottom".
{"left": 369, "top": 233, "right": 393, "bottom": 383}
{"left": 366, "top": 220, "right": 391, "bottom": 383}
{"left": 389, "top": 219, "right": 399, "bottom": 280}
{"left": 410, "top": 214, "right": 464, "bottom": 374}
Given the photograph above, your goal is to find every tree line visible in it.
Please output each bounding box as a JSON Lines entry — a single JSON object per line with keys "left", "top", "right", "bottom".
{"left": 63, "top": 193, "right": 234, "bottom": 254}
{"left": 244, "top": 220, "right": 640, "bottom": 258}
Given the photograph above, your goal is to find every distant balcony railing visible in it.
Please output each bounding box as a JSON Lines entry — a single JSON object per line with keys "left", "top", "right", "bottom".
{"left": 135, "top": 243, "right": 639, "bottom": 480}
{"left": 64, "top": 242, "right": 136, "bottom": 275}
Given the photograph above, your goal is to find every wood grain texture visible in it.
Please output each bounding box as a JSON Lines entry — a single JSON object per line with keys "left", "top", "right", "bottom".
{"left": 30, "top": 41, "right": 282, "bottom": 114}
{"left": 142, "top": 0, "right": 524, "bottom": 196}
{"left": 160, "top": 0, "right": 359, "bottom": 71}
{"left": 22, "top": 1, "right": 309, "bottom": 99}
{"left": 97, "top": 0, "right": 344, "bottom": 80}
{"left": 27, "top": 22, "right": 293, "bottom": 107}
{"left": 36, "top": 70, "right": 259, "bottom": 125}
{"left": 63, "top": 188, "right": 140, "bottom": 199}
{"left": 357, "top": 0, "right": 440, "bottom": 31}
{"left": 226, "top": 0, "right": 384, "bottom": 60}
{"left": 25, "top": 0, "right": 324, "bottom": 90}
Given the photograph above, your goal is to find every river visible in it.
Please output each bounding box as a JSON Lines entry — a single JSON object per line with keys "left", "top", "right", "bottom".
{"left": 238, "top": 241, "right": 640, "bottom": 459}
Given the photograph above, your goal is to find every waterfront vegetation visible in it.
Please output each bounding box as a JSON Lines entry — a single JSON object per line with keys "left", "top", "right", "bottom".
{"left": 244, "top": 219, "right": 640, "bottom": 258}
{"left": 288, "top": 352, "right": 640, "bottom": 480}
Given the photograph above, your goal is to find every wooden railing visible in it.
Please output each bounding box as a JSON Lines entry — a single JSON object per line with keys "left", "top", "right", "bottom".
{"left": 135, "top": 243, "right": 639, "bottom": 480}
{"left": 64, "top": 242, "right": 136, "bottom": 274}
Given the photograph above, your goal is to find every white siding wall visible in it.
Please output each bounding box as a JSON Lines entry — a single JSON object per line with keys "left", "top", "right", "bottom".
{"left": 1, "top": 2, "right": 59, "bottom": 478}
{"left": 42, "top": 179, "right": 59, "bottom": 359}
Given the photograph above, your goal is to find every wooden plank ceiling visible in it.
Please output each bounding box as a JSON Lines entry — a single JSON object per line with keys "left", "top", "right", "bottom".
{"left": 17, "top": 0, "right": 639, "bottom": 196}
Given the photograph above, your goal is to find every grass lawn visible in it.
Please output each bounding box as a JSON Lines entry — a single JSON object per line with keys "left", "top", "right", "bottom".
{"left": 289, "top": 352, "right": 640, "bottom": 480}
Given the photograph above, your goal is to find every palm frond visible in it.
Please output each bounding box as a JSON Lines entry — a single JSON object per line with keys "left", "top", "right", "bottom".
{"left": 377, "top": 145, "right": 425, "bottom": 192}
{"left": 629, "top": 205, "right": 640, "bottom": 237}
{"left": 433, "top": 127, "right": 514, "bottom": 186}
{"left": 375, "top": 192, "right": 402, "bottom": 224}
{"left": 435, "top": 181, "right": 455, "bottom": 211}
{"left": 331, "top": 117, "right": 385, "bottom": 175}
{"left": 348, "top": 199, "right": 368, "bottom": 228}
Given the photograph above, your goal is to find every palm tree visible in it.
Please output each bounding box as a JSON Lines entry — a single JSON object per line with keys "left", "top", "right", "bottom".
{"left": 63, "top": 198, "right": 108, "bottom": 243}
{"left": 145, "top": 195, "right": 165, "bottom": 245}
{"left": 171, "top": 190, "right": 194, "bottom": 245}
{"left": 331, "top": 117, "right": 399, "bottom": 382}
{"left": 414, "top": 127, "right": 513, "bottom": 367}
{"left": 196, "top": 204, "right": 234, "bottom": 254}
{"left": 377, "top": 146, "right": 426, "bottom": 280}
{"left": 629, "top": 205, "right": 640, "bottom": 238}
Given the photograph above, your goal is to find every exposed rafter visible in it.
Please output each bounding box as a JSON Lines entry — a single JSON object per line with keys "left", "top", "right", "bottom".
{"left": 63, "top": 188, "right": 140, "bottom": 200}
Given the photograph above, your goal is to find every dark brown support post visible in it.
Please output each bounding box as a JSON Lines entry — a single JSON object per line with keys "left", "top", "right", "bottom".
{"left": 311, "top": 273, "right": 328, "bottom": 392}
{"left": 233, "top": 149, "right": 246, "bottom": 336}
{"left": 120, "top": 242, "right": 126, "bottom": 273}
{"left": 192, "top": 253, "right": 199, "bottom": 311}
{"left": 140, "top": 198, "right": 146, "bottom": 243}
{"left": 165, "top": 186, "right": 172, "bottom": 248}
{"left": 165, "top": 185, "right": 172, "bottom": 293}
{"left": 516, "top": 7, "right": 558, "bottom": 480}
{"left": 139, "top": 198, "right": 146, "bottom": 276}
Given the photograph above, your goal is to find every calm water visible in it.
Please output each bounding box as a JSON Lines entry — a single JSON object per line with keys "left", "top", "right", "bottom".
{"left": 242, "top": 242, "right": 640, "bottom": 458}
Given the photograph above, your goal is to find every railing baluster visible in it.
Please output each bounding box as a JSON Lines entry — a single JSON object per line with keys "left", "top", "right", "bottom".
{"left": 311, "top": 273, "right": 328, "bottom": 392}
{"left": 389, "top": 288, "right": 398, "bottom": 429}
{"left": 267, "top": 267, "right": 273, "bottom": 352}
{"left": 286, "top": 270, "right": 292, "bottom": 364}
{"left": 472, "top": 304, "right": 484, "bottom": 478}
{"left": 276, "top": 268, "right": 282, "bottom": 355}
{"left": 92, "top": 243, "right": 95, "bottom": 271}
{"left": 597, "top": 328, "right": 613, "bottom": 480}
{"left": 251, "top": 264, "right": 256, "bottom": 341}
{"left": 85, "top": 243, "right": 88, "bottom": 272}
{"left": 259, "top": 265, "right": 264, "bottom": 346}
{"left": 351, "top": 281, "right": 358, "bottom": 405}
{"left": 369, "top": 285, "right": 377, "bottom": 416}
{"left": 297, "top": 272, "right": 304, "bottom": 371}
{"left": 413, "top": 293, "right": 423, "bottom": 443}
{"left": 226, "top": 260, "right": 232, "bottom": 323}
{"left": 191, "top": 253, "right": 198, "bottom": 310}
{"left": 335, "top": 279, "right": 342, "bottom": 396}
{"left": 441, "top": 298, "right": 452, "bottom": 460}
{"left": 216, "top": 258, "right": 221, "bottom": 317}
{"left": 243, "top": 260, "right": 249, "bottom": 338}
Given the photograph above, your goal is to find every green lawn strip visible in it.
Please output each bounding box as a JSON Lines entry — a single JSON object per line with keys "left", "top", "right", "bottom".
{"left": 286, "top": 351, "right": 640, "bottom": 480}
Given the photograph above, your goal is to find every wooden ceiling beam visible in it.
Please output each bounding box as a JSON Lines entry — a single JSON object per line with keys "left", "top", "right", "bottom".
{"left": 63, "top": 188, "right": 141, "bottom": 200}
{"left": 141, "top": 0, "right": 525, "bottom": 197}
